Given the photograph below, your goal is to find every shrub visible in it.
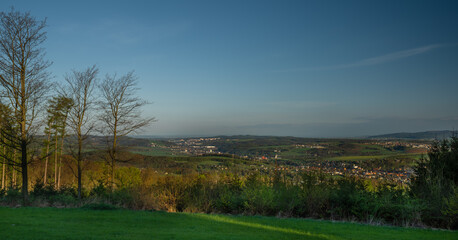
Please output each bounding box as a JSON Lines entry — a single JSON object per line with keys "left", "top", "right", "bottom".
{"left": 298, "top": 172, "right": 332, "bottom": 218}
{"left": 242, "top": 184, "right": 276, "bottom": 215}
{"left": 89, "top": 182, "right": 110, "bottom": 198}
{"left": 49, "top": 194, "right": 78, "bottom": 207}
{"left": 443, "top": 186, "right": 458, "bottom": 229}
{"left": 374, "top": 185, "right": 423, "bottom": 226}
{"left": 329, "top": 178, "right": 374, "bottom": 221}
{"left": 31, "top": 182, "right": 58, "bottom": 198}
{"left": 81, "top": 203, "right": 118, "bottom": 210}
{"left": 0, "top": 188, "right": 5, "bottom": 198}
{"left": 2, "top": 188, "right": 21, "bottom": 205}
{"left": 108, "top": 188, "right": 135, "bottom": 207}
{"left": 214, "top": 188, "right": 242, "bottom": 213}
{"left": 116, "top": 167, "right": 142, "bottom": 188}
{"left": 150, "top": 175, "right": 188, "bottom": 212}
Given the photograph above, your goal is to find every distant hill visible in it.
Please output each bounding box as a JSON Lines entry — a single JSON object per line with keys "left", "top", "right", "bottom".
{"left": 368, "top": 130, "right": 456, "bottom": 140}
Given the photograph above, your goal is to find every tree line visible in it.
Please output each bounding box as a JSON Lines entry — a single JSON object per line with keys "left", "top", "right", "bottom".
{"left": 0, "top": 9, "right": 154, "bottom": 204}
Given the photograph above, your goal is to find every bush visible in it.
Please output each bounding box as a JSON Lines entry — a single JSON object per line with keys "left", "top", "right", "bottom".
{"left": 298, "top": 172, "right": 331, "bottom": 218}
{"left": 150, "top": 175, "right": 188, "bottom": 212}
{"left": 81, "top": 203, "right": 118, "bottom": 210}
{"left": 214, "top": 188, "right": 242, "bottom": 213}
{"left": 49, "top": 194, "right": 78, "bottom": 207}
{"left": 374, "top": 185, "right": 423, "bottom": 226}
{"left": 0, "top": 188, "right": 6, "bottom": 198}
{"left": 116, "top": 167, "right": 142, "bottom": 188}
{"left": 31, "top": 182, "right": 58, "bottom": 198}
{"left": 329, "top": 178, "right": 374, "bottom": 221}
{"left": 274, "top": 185, "right": 302, "bottom": 217}
{"left": 443, "top": 186, "right": 458, "bottom": 229}
{"left": 242, "top": 185, "right": 276, "bottom": 215}
{"left": 109, "top": 188, "right": 135, "bottom": 207}
{"left": 58, "top": 185, "right": 79, "bottom": 199}
{"left": 89, "top": 182, "right": 110, "bottom": 198}
{"left": 1, "top": 188, "right": 21, "bottom": 205}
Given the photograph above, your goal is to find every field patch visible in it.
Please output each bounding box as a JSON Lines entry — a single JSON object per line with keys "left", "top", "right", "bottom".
{"left": 326, "top": 153, "right": 422, "bottom": 161}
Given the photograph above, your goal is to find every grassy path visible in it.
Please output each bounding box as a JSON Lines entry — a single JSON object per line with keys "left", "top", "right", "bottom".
{"left": 0, "top": 207, "right": 456, "bottom": 240}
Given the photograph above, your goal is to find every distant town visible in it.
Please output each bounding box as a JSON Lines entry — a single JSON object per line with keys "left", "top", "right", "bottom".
{"left": 145, "top": 136, "right": 433, "bottom": 184}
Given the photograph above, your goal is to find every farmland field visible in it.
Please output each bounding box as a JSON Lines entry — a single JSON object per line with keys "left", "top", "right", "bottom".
{"left": 326, "top": 153, "right": 423, "bottom": 161}
{"left": 130, "top": 146, "right": 181, "bottom": 157}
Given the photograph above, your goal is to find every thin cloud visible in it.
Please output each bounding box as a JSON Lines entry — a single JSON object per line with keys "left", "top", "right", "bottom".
{"left": 341, "top": 44, "right": 443, "bottom": 68}
{"left": 276, "top": 44, "right": 445, "bottom": 72}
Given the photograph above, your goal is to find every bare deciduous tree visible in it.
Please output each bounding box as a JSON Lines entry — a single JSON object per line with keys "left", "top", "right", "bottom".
{"left": 98, "top": 71, "right": 155, "bottom": 189}
{"left": 0, "top": 9, "right": 51, "bottom": 203}
{"left": 63, "top": 65, "right": 98, "bottom": 201}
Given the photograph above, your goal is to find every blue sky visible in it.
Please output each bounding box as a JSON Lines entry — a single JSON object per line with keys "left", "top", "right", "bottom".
{"left": 3, "top": 0, "right": 458, "bottom": 137}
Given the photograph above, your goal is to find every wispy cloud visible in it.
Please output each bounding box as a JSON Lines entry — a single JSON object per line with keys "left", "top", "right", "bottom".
{"left": 340, "top": 44, "right": 443, "bottom": 68}
{"left": 276, "top": 44, "right": 446, "bottom": 72}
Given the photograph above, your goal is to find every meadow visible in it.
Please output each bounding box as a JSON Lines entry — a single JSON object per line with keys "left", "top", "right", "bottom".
{"left": 0, "top": 207, "right": 456, "bottom": 240}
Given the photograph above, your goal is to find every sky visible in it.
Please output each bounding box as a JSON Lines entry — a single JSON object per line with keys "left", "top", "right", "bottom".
{"left": 3, "top": 0, "right": 458, "bottom": 137}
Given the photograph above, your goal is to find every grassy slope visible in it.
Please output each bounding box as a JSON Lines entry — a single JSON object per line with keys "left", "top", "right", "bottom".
{"left": 0, "top": 208, "right": 456, "bottom": 240}
{"left": 130, "top": 146, "right": 179, "bottom": 157}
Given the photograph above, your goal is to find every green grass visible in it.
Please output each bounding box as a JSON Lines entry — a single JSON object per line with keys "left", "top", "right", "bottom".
{"left": 358, "top": 144, "right": 394, "bottom": 155}
{"left": 0, "top": 207, "right": 455, "bottom": 240}
{"left": 198, "top": 160, "right": 220, "bottom": 166}
{"left": 131, "top": 146, "right": 180, "bottom": 157}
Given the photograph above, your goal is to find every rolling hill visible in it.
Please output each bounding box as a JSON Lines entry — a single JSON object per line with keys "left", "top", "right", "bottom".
{"left": 368, "top": 130, "right": 456, "bottom": 140}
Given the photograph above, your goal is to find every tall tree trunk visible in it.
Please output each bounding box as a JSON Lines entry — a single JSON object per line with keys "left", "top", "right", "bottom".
{"left": 77, "top": 136, "right": 82, "bottom": 201}
{"left": 11, "top": 149, "right": 16, "bottom": 188}
{"left": 21, "top": 138, "right": 28, "bottom": 204}
{"left": 58, "top": 133, "right": 64, "bottom": 189}
{"left": 54, "top": 130, "right": 58, "bottom": 189}
{"left": 58, "top": 159, "right": 62, "bottom": 189}
{"left": 1, "top": 145, "right": 5, "bottom": 190}
{"left": 58, "top": 116, "right": 67, "bottom": 189}
{"left": 2, "top": 166, "right": 7, "bottom": 190}
{"left": 44, "top": 131, "right": 50, "bottom": 185}
{"left": 58, "top": 134, "right": 65, "bottom": 189}
{"left": 12, "top": 166, "right": 15, "bottom": 188}
{"left": 111, "top": 150, "right": 115, "bottom": 190}
{"left": 21, "top": 68, "right": 29, "bottom": 204}
{"left": 111, "top": 130, "right": 117, "bottom": 190}
{"left": 1, "top": 163, "right": 4, "bottom": 190}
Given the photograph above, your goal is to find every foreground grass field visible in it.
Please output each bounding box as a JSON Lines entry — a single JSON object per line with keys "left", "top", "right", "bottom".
{"left": 0, "top": 207, "right": 456, "bottom": 240}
